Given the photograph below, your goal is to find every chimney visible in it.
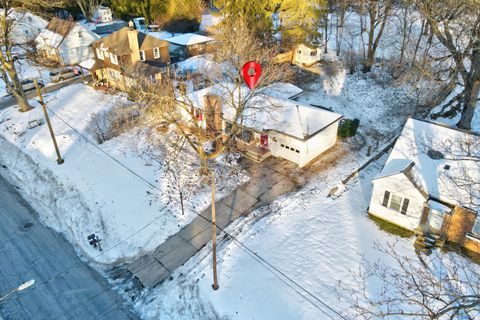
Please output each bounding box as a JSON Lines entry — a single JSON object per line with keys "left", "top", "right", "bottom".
{"left": 127, "top": 28, "right": 140, "bottom": 63}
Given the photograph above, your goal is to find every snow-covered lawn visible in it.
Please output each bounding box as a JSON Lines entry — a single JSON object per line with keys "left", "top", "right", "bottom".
{"left": 0, "top": 84, "right": 248, "bottom": 264}
{"left": 128, "top": 151, "right": 412, "bottom": 319}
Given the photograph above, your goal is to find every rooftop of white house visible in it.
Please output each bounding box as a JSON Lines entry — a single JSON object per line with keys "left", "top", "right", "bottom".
{"left": 185, "top": 83, "right": 343, "bottom": 140}
{"left": 165, "top": 33, "right": 214, "bottom": 46}
{"left": 376, "top": 118, "right": 480, "bottom": 210}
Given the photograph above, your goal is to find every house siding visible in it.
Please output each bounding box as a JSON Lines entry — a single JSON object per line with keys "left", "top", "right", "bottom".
{"left": 369, "top": 174, "right": 426, "bottom": 230}
{"left": 446, "top": 207, "right": 480, "bottom": 254}
{"left": 58, "top": 25, "right": 99, "bottom": 65}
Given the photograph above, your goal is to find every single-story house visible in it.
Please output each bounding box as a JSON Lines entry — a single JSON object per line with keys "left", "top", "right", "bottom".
{"left": 292, "top": 43, "right": 323, "bottom": 66}
{"left": 181, "top": 82, "right": 343, "bottom": 167}
{"left": 165, "top": 33, "right": 214, "bottom": 60}
{"left": 369, "top": 118, "right": 480, "bottom": 254}
{"left": 91, "top": 27, "right": 170, "bottom": 90}
{"left": 35, "top": 17, "right": 100, "bottom": 66}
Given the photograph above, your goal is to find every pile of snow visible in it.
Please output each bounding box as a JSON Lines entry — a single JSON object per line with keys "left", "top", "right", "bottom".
{"left": 0, "top": 84, "right": 248, "bottom": 264}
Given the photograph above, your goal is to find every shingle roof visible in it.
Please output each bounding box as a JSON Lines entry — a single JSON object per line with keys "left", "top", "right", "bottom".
{"left": 46, "top": 17, "right": 75, "bottom": 37}
{"left": 93, "top": 27, "right": 168, "bottom": 56}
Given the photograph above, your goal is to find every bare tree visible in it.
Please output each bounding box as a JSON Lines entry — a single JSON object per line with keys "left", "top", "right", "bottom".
{"left": 75, "top": 0, "right": 102, "bottom": 22}
{"left": 340, "top": 241, "right": 480, "bottom": 319}
{"left": 130, "top": 18, "right": 292, "bottom": 174}
{"left": 334, "top": 0, "right": 350, "bottom": 56}
{"left": 415, "top": 0, "right": 480, "bottom": 130}
{"left": 0, "top": 0, "right": 64, "bottom": 112}
{"left": 358, "top": 0, "right": 394, "bottom": 73}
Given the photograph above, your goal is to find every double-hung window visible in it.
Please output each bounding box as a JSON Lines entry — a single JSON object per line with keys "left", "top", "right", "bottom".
{"left": 110, "top": 53, "right": 118, "bottom": 65}
{"left": 139, "top": 50, "right": 146, "bottom": 61}
{"left": 382, "top": 191, "right": 410, "bottom": 215}
{"left": 96, "top": 48, "right": 104, "bottom": 60}
{"left": 153, "top": 47, "right": 160, "bottom": 59}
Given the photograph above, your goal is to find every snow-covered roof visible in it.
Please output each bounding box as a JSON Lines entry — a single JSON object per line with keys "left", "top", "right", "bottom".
{"left": 166, "top": 33, "right": 214, "bottom": 46}
{"left": 380, "top": 118, "right": 480, "bottom": 210}
{"left": 258, "top": 83, "right": 304, "bottom": 100}
{"left": 427, "top": 199, "right": 453, "bottom": 213}
{"left": 79, "top": 58, "right": 96, "bottom": 69}
{"left": 373, "top": 159, "right": 414, "bottom": 180}
{"left": 185, "top": 83, "right": 342, "bottom": 140}
{"left": 6, "top": 10, "right": 48, "bottom": 43}
{"left": 36, "top": 28, "right": 64, "bottom": 49}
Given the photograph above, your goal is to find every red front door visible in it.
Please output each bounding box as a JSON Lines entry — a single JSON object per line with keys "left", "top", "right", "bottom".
{"left": 260, "top": 133, "right": 268, "bottom": 147}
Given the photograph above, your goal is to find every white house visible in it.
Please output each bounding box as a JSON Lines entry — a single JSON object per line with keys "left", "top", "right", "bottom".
{"left": 182, "top": 82, "right": 343, "bottom": 167}
{"left": 292, "top": 43, "right": 323, "bottom": 66}
{"left": 35, "top": 17, "right": 100, "bottom": 66}
{"left": 6, "top": 10, "right": 47, "bottom": 44}
{"left": 93, "top": 6, "right": 113, "bottom": 23}
{"left": 369, "top": 118, "right": 480, "bottom": 253}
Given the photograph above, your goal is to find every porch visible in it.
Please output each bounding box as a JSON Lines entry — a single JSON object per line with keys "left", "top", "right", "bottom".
{"left": 236, "top": 140, "right": 272, "bottom": 163}
{"left": 414, "top": 201, "right": 453, "bottom": 253}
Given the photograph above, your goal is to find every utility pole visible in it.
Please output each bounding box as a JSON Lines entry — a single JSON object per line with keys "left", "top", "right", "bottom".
{"left": 34, "top": 80, "right": 64, "bottom": 165}
{"left": 211, "top": 172, "right": 219, "bottom": 290}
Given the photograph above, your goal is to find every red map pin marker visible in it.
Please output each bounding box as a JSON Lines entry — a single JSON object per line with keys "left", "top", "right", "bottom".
{"left": 242, "top": 61, "right": 262, "bottom": 90}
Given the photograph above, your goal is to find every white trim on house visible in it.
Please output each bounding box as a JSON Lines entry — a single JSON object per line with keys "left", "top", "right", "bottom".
{"left": 153, "top": 47, "right": 160, "bottom": 59}
{"left": 110, "top": 52, "right": 118, "bottom": 65}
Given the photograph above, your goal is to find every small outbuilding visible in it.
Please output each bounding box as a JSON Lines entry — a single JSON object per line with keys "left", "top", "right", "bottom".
{"left": 165, "top": 33, "right": 214, "bottom": 60}
{"left": 292, "top": 43, "right": 323, "bottom": 66}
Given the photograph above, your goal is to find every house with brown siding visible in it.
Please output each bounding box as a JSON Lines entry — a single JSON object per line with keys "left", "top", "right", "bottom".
{"left": 91, "top": 27, "right": 170, "bottom": 90}
{"left": 369, "top": 118, "right": 480, "bottom": 255}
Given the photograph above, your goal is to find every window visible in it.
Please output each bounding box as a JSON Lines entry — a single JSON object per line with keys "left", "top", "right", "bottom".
{"left": 139, "top": 50, "right": 145, "bottom": 61}
{"left": 382, "top": 191, "right": 410, "bottom": 215}
{"left": 78, "top": 31, "right": 83, "bottom": 39}
{"left": 310, "top": 50, "right": 317, "bottom": 56}
{"left": 153, "top": 47, "right": 160, "bottom": 59}
{"left": 472, "top": 218, "right": 480, "bottom": 237}
{"left": 110, "top": 53, "right": 118, "bottom": 65}
{"left": 96, "top": 48, "right": 104, "bottom": 60}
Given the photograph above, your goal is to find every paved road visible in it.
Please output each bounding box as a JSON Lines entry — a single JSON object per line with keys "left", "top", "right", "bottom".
{"left": 0, "top": 76, "right": 90, "bottom": 110}
{"left": 0, "top": 175, "right": 138, "bottom": 320}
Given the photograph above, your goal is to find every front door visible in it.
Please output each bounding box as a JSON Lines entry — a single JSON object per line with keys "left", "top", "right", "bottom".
{"left": 260, "top": 133, "right": 268, "bottom": 147}
{"left": 428, "top": 209, "right": 445, "bottom": 230}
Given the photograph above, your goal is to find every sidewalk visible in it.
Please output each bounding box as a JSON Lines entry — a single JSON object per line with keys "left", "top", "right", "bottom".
{"left": 128, "top": 157, "right": 301, "bottom": 287}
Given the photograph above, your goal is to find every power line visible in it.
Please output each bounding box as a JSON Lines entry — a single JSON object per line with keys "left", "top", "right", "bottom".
{"left": 29, "top": 104, "right": 347, "bottom": 319}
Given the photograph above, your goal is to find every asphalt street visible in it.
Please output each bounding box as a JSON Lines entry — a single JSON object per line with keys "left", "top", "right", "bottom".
{"left": 0, "top": 175, "right": 138, "bottom": 320}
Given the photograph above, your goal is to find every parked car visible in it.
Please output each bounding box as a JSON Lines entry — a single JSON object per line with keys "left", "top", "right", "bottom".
{"left": 49, "top": 68, "right": 80, "bottom": 83}
{"left": 7, "top": 78, "right": 43, "bottom": 94}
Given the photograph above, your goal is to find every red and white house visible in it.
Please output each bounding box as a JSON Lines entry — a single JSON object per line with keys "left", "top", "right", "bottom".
{"left": 181, "top": 82, "right": 343, "bottom": 167}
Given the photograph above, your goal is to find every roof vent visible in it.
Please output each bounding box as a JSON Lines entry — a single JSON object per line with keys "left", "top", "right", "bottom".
{"left": 427, "top": 149, "right": 444, "bottom": 160}
{"left": 444, "top": 164, "right": 451, "bottom": 170}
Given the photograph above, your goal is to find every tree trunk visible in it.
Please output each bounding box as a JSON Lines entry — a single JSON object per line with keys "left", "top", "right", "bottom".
{"left": 199, "top": 149, "right": 209, "bottom": 175}
{"left": 1, "top": 61, "right": 32, "bottom": 112}
{"left": 457, "top": 80, "right": 480, "bottom": 130}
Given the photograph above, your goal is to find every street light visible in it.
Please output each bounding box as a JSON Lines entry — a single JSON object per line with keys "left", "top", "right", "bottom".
{"left": 0, "top": 279, "right": 35, "bottom": 302}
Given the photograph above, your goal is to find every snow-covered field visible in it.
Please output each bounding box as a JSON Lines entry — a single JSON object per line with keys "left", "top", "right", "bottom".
{"left": 0, "top": 84, "right": 248, "bottom": 264}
